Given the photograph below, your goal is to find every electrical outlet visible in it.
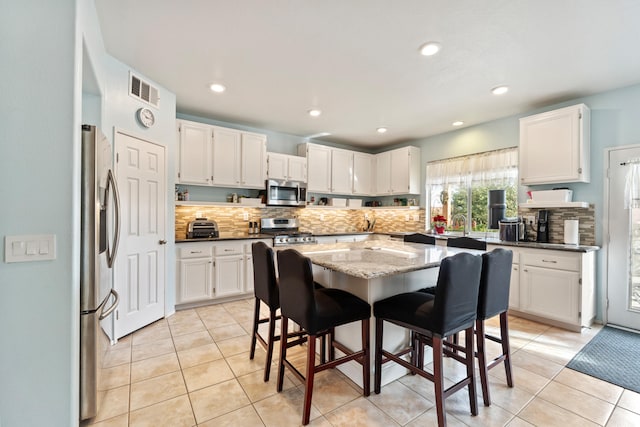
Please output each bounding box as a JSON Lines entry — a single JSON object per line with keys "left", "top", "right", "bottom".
{"left": 320, "top": 214, "right": 325, "bottom": 221}
{"left": 364, "top": 213, "right": 370, "bottom": 220}
{"left": 525, "top": 215, "right": 535, "bottom": 224}
{"left": 413, "top": 214, "right": 420, "bottom": 221}
{"left": 196, "top": 211, "right": 203, "bottom": 218}
{"left": 405, "top": 214, "right": 410, "bottom": 221}
{"left": 243, "top": 212, "right": 249, "bottom": 221}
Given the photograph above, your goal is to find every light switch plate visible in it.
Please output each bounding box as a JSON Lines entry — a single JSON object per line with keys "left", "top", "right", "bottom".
{"left": 5, "top": 234, "right": 56, "bottom": 263}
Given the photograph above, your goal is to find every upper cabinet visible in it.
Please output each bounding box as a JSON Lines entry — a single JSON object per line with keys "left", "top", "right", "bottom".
{"left": 267, "top": 152, "right": 307, "bottom": 182}
{"left": 352, "top": 152, "right": 374, "bottom": 195}
{"left": 300, "top": 143, "right": 332, "bottom": 193}
{"left": 299, "top": 143, "right": 420, "bottom": 196}
{"left": 177, "top": 119, "right": 266, "bottom": 189}
{"left": 376, "top": 146, "right": 421, "bottom": 195}
{"left": 519, "top": 104, "right": 590, "bottom": 185}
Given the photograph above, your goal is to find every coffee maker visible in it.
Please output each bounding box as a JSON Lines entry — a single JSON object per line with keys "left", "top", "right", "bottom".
{"left": 536, "top": 210, "right": 550, "bottom": 243}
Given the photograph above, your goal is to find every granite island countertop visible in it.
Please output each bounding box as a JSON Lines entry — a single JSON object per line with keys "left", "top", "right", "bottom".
{"left": 283, "top": 240, "right": 482, "bottom": 280}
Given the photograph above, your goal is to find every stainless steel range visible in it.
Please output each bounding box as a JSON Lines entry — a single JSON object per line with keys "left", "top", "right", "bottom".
{"left": 260, "top": 218, "right": 317, "bottom": 246}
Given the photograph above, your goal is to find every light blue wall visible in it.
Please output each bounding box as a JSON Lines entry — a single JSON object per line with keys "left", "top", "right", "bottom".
{"left": 0, "top": 0, "right": 177, "bottom": 425}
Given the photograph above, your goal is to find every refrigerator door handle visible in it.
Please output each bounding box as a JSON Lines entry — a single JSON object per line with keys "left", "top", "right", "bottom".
{"left": 105, "top": 169, "right": 121, "bottom": 268}
{"left": 99, "top": 288, "right": 120, "bottom": 320}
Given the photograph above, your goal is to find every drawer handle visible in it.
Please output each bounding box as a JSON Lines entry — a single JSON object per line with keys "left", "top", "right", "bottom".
{"left": 224, "top": 249, "right": 234, "bottom": 252}
{"left": 190, "top": 251, "right": 203, "bottom": 254}
{"left": 542, "top": 259, "right": 557, "bottom": 263}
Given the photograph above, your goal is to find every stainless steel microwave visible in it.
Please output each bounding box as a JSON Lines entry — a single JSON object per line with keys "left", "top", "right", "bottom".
{"left": 266, "top": 179, "right": 307, "bottom": 207}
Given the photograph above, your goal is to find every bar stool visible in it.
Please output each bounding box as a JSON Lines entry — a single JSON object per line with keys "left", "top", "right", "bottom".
{"left": 404, "top": 233, "right": 436, "bottom": 245}
{"left": 374, "top": 252, "right": 483, "bottom": 427}
{"left": 249, "top": 241, "right": 307, "bottom": 382}
{"left": 447, "top": 236, "right": 487, "bottom": 250}
{"left": 276, "top": 248, "right": 371, "bottom": 426}
{"left": 475, "top": 248, "right": 514, "bottom": 406}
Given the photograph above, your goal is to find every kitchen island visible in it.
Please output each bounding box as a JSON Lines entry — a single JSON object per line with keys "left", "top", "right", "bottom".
{"left": 283, "top": 240, "right": 482, "bottom": 387}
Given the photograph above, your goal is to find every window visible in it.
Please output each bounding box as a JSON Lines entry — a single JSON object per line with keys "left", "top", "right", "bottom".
{"left": 426, "top": 148, "right": 518, "bottom": 233}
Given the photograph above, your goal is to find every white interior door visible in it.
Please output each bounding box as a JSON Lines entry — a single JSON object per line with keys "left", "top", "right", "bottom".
{"left": 607, "top": 146, "right": 640, "bottom": 331}
{"left": 114, "top": 131, "right": 166, "bottom": 339}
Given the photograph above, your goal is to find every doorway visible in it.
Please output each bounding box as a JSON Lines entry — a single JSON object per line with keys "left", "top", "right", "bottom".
{"left": 606, "top": 145, "right": 640, "bottom": 331}
{"left": 113, "top": 130, "right": 167, "bottom": 339}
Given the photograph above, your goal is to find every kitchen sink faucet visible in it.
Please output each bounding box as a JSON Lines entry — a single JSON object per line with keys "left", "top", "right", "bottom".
{"left": 451, "top": 213, "right": 468, "bottom": 236}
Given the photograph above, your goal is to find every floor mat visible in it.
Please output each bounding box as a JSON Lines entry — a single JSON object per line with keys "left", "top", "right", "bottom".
{"left": 566, "top": 326, "right": 640, "bottom": 393}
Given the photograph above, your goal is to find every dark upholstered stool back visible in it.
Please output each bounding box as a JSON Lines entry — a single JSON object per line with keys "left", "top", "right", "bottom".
{"left": 404, "top": 233, "right": 436, "bottom": 245}
{"left": 276, "top": 248, "right": 321, "bottom": 333}
{"left": 430, "top": 252, "right": 483, "bottom": 336}
{"left": 478, "top": 248, "right": 513, "bottom": 320}
{"left": 447, "top": 236, "right": 487, "bottom": 250}
{"left": 251, "top": 241, "right": 279, "bottom": 310}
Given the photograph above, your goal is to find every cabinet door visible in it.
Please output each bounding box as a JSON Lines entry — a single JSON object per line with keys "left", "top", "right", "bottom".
{"left": 390, "top": 147, "right": 409, "bottom": 194}
{"left": 353, "top": 152, "right": 373, "bottom": 195}
{"left": 241, "top": 133, "right": 267, "bottom": 188}
{"left": 267, "top": 153, "right": 288, "bottom": 180}
{"left": 178, "top": 258, "right": 213, "bottom": 303}
{"left": 331, "top": 148, "right": 353, "bottom": 194}
{"left": 287, "top": 156, "right": 307, "bottom": 182}
{"left": 375, "top": 151, "right": 391, "bottom": 195}
{"left": 519, "top": 104, "right": 589, "bottom": 185}
{"left": 178, "top": 121, "right": 211, "bottom": 185}
{"left": 520, "top": 265, "right": 580, "bottom": 325}
{"left": 306, "top": 144, "right": 332, "bottom": 192}
{"left": 212, "top": 127, "right": 241, "bottom": 187}
{"left": 244, "top": 254, "right": 254, "bottom": 293}
{"left": 214, "top": 254, "right": 244, "bottom": 297}
{"left": 509, "top": 264, "right": 520, "bottom": 310}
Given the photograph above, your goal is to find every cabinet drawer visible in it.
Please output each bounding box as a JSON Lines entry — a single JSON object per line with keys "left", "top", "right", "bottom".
{"left": 213, "top": 242, "right": 244, "bottom": 256}
{"left": 178, "top": 245, "right": 213, "bottom": 259}
{"left": 521, "top": 250, "right": 580, "bottom": 271}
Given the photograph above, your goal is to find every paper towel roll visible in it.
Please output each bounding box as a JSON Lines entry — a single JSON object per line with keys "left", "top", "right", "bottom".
{"left": 564, "top": 219, "right": 579, "bottom": 245}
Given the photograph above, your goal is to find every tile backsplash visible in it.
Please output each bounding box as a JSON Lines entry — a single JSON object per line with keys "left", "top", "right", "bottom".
{"left": 174, "top": 205, "right": 426, "bottom": 239}
{"left": 519, "top": 204, "right": 596, "bottom": 246}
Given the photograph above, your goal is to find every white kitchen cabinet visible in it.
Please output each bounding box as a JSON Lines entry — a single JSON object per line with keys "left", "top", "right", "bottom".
{"left": 302, "top": 143, "right": 332, "bottom": 193}
{"left": 213, "top": 241, "right": 245, "bottom": 297}
{"left": 487, "top": 244, "right": 595, "bottom": 331}
{"left": 331, "top": 148, "right": 354, "bottom": 194}
{"left": 177, "top": 119, "right": 267, "bottom": 189}
{"left": 519, "top": 103, "right": 590, "bottom": 185}
{"left": 267, "top": 152, "right": 307, "bottom": 182}
{"left": 353, "top": 152, "right": 374, "bottom": 195}
{"left": 375, "top": 146, "right": 421, "bottom": 195}
{"left": 212, "top": 128, "right": 266, "bottom": 189}
{"left": 176, "top": 243, "right": 213, "bottom": 304}
{"left": 177, "top": 120, "right": 211, "bottom": 185}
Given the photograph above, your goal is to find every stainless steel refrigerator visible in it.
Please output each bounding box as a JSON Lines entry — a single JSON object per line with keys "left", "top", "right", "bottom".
{"left": 80, "top": 124, "right": 121, "bottom": 420}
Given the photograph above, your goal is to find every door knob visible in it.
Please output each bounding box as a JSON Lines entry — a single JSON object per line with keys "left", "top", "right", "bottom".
{"left": 159, "top": 239, "right": 167, "bottom": 245}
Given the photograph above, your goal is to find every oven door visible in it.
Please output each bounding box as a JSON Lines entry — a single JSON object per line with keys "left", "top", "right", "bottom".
{"left": 266, "top": 179, "right": 306, "bottom": 206}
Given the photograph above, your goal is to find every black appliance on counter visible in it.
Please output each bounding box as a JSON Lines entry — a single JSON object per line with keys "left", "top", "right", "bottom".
{"left": 536, "top": 210, "right": 550, "bottom": 243}
{"left": 260, "top": 217, "right": 317, "bottom": 246}
{"left": 488, "top": 189, "right": 506, "bottom": 229}
{"left": 186, "top": 218, "right": 219, "bottom": 239}
{"left": 498, "top": 218, "right": 527, "bottom": 242}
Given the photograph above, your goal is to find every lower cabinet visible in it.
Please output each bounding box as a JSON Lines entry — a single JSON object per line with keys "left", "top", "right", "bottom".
{"left": 176, "top": 239, "right": 271, "bottom": 306}
{"left": 487, "top": 244, "right": 595, "bottom": 331}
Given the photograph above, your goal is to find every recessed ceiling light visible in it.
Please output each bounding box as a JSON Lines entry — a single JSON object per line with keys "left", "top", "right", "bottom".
{"left": 419, "top": 42, "right": 441, "bottom": 56}
{"left": 209, "top": 83, "right": 226, "bottom": 93}
{"left": 452, "top": 121, "right": 464, "bottom": 127}
{"left": 491, "top": 85, "right": 509, "bottom": 95}
{"left": 308, "top": 109, "right": 322, "bottom": 117}
{"left": 376, "top": 127, "right": 388, "bottom": 134}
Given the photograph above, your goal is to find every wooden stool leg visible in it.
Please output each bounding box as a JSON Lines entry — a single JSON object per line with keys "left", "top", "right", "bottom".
{"left": 374, "top": 318, "right": 383, "bottom": 394}
{"left": 249, "top": 298, "right": 260, "bottom": 360}
{"left": 362, "top": 318, "right": 370, "bottom": 396}
{"left": 466, "top": 326, "right": 478, "bottom": 416}
{"left": 433, "top": 336, "right": 446, "bottom": 427}
{"left": 476, "top": 319, "right": 491, "bottom": 406}
{"left": 264, "top": 309, "right": 277, "bottom": 382}
{"left": 302, "top": 333, "right": 316, "bottom": 425}
{"left": 329, "top": 327, "right": 335, "bottom": 361}
{"left": 500, "top": 312, "right": 514, "bottom": 388}
{"left": 276, "top": 316, "right": 288, "bottom": 392}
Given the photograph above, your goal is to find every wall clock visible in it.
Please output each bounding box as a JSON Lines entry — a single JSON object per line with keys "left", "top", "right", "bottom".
{"left": 136, "top": 107, "right": 155, "bottom": 128}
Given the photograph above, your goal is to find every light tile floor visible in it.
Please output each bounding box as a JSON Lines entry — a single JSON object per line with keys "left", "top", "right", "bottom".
{"left": 82, "top": 299, "right": 640, "bottom": 427}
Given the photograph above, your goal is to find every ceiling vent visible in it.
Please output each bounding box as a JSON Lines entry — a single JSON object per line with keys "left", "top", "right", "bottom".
{"left": 129, "top": 72, "right": 159, "bottom": 107}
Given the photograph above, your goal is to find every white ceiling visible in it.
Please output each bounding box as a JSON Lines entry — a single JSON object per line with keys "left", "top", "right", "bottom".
{"left": 95, "top": 0, "right": 640, "bottom": 148}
